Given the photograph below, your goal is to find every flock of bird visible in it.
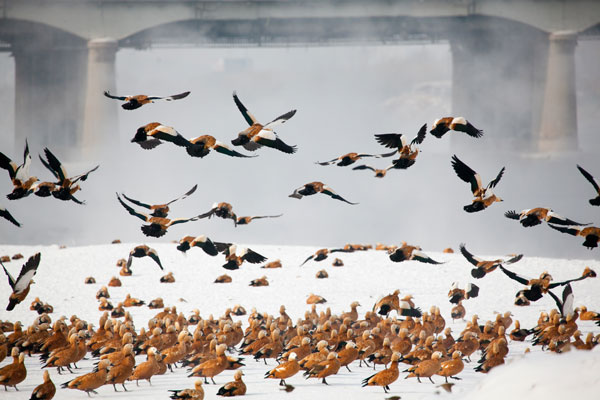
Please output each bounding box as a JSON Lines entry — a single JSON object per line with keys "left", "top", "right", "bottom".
{"left": 0, "top": 88, "right": 599, "bottom": 399}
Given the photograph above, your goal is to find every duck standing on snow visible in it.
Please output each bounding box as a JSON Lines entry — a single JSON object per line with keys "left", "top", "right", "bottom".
{"left": 231, "top": 92, "right": 297, "bottom": 154}
{"left": 361, "top": 352, "right": 402, "bottom": 393}
{"left": 30, "top": 369, "right": 56, "bottom": 399}
{"left": 169, "top": 379, "right": 204, "bottom": 400}
{"left": 217, "top": 370, "right": 246, "bottom": 396}
{"left": 104, "top": 90, "right": 190, "bottom": 110}
{"left": 289, "top": 181, "right": 358, "bottom": 205}
{"left": 2, "top": 252, "right": 41, "bottom": 311}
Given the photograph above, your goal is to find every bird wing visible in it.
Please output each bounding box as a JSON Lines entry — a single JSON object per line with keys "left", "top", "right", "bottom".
{"left": 214, "top": 242, "right": 232, "bottom": 254}
{"left": 0, "top": 206, "right": 21, "bottom": 227}
{"left": 486, "top": 167, "right": 505, "bottom": 190}
{"left": 498, "top": 265, "right": 530, "bottom": 285}
{"left": 352, "top": 165, "right": 376, "bottom": 172}
{"left": 13, "top": 252, "right": 41, "bottom": 293}
{"left": 166, "top": 184, "right": 198, "bottom": 205}
{"left": 547, "top": 284, "right": 573, "bottom": 317}
{"left": 41, "top": 148, "right": 68, "bottom": 183}
{"left": 148, "top": 126, "right": 191, "bottom": 147}
{"left": 545, "top": 211, "right": 588, "bottom": 226}
{"left": 459, "top": 244, "right": 482, "bottom": 266}
{"left": 0, "top": 151, "right": 18, "bottom": 180}
{"left": 316, "top": 157, "right": 341, "bottom": 166}
{"left": 71, "top": 165, "right": 100, "bottom": 184}
{"left": 254, "top": 131, "right": 297, "bottom": 154}
{"left": 410, "top": 123, "right": 428, "bottom": 146}
{"left": 233, "top": 91, "right": 259, "bottom": 126}
{"left": 321, "top": 187, "right": 358, "bottom": 205}
{"left": 300, "top": 254, "right": 315, "bottom": 266}
{"left": 504, "top": 210, "right": 521, "bottom": 221}
{"left": 245, "top": 214, "right": 283, "bottom": 221}
{"left": 548, "top": 224, "right": 584, "bottom": 240}
{"left": 374, "top": 133, "right": 405, "bottom": 149}
{"left": 120, "top": 193, "right": 152, "bottom": 210}
{"left": 116, "top": 194, "right": 150, "bottom": 222}
{"left": 15, "top": 140, "right": 32, "bottom": 182}
{"left": 451, "top": 155, "right": 482, "bottom": 195}
{"left": 263, "top": 109, "right": 297, "bottom": 129}
{"left": 197, "top": 207, "right": 217, "bottom": 219}
{"left": 138, "top": 138, "right": 163, "bottom": 150}
{"left": 167, "top": 216, "right": 200, "bottom": 226}
{"left": 577, "top": 164, "right": 600, "bottom": 193}
{"left": 411, "top": 250, "right": 443, "bottom": 265}
{"left": 148, "top": 91, "right": 191, "bottom": 101}
{"left": 504, "top": 254, "right": 523, "bottom": 265}
{"left": 38, "top": 155, "right": 59, "bottom": 181}
{"left": 2, "top": 264, "right": 16, "bottom": 289}
{"left": 242, "top": 249, "right": 268, "bottom": 264}
{"left": 213, "top": 142, "right": 256, "bottom": 158}
{"left": 103, "top": 91, "right": 127, "bottom": 101}
{"left": 147, "top": 249, "right": 164, "bottom": 270}
{"left": 69, "top": 195, "right": 86, "bottom": 205}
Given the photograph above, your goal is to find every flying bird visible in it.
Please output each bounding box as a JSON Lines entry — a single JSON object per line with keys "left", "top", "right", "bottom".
{"left": 498, "top": 265, "right": 595, "bottom": 305}
{"left": 130, "top": 123, "right": 192, "bottom": 149}
{"left": 430, "top": 117, "right": 483, "bottom": 138}
{"left": 0, "top": 140, "right": 38, "bottom": 200}
{"left": 186, "top": 135, "right": 255, "bottom": 158}
{"left": 576, "top": 165, "right": 600, "bottom": 206}
{"left": 459, "top": 243, "right": 523, "bottom": 278}
{"left": 236, "top": 214, "right": 283, "bottom": 225}
{"left": 375, "top": 123, "right": 427, "bottom": 169}
{"left": 198, "top": 202, "right": 238, "bottom": 226}
{"left": 548, "top": 224, "right": 600, "bottom": 249}
{"left": 0, "top": 205, "right": 20, "bottom": 227}
{"left": 2, "top": 252, "right": 41, "bottom": 311}
{"left": 120, "top": 184, "right": 197, "bottom": 218}
{"left": 127, "top": 245, "right": 163, "bottom": 270}
{"left": 448, "top": 282, "right": 479, "bottom": 304}
{"left": 289, "top": 181, "right": 357, "bottom": 205}
{"left": 219, "top": 244, "right": 267, "bottom": 270}
{"left": 352, "top": 165, "right": 393, "bottom": 178}
{"left": 231, "top": 91, "right": 297, "bottom": 154}
{"left": 388, "top": 244, "right": 443, "bottom": 265}
{"left": 39, "top": 147, "right": 99, "bottom": 204}
{"left": 451, "top": 155, "right": 504, "bottom": 212}
{"left": 300, "top": 248, "right": 352, "bottom": 266}
{"left": 104, "top": 90, "right": 190, "bottom": 110}
{"left": 177, "top": 235, "right": 221, "bottom": 256}
{"left": 372, "top": 290, "right": 422, "bottom": 317}
{"left": 504, "top": 208, "right": 588, "bottom": 228}
{"left": 316, "top": 152, "right": 382, "bottom": 167}
{"left": 117, "top": 193, "right": 200, "bottom": 237}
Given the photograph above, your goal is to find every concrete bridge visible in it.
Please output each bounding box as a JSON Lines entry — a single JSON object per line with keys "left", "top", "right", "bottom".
{"left": 1, "top": 0, "right": 600, "bottom": 154}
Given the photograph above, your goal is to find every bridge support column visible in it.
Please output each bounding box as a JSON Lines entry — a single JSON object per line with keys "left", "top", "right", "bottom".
{"left": 449, "top": 23, "right": 548, "bottom": 152}
{"left": 12, "top": 43, "right": 87, "bottom": 152}
{"left": 82, "top": 38, "right": 118, "bottom": 156}
{"left": 538, "top": 31, "right": 578, "bottom": 152}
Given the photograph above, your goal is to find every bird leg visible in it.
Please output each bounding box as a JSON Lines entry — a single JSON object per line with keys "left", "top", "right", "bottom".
{"left": 322, "top": 378, "right": 328, "bottom": 385}
{"left": 122, "top": 383, "right": 128, "bottom": 391}
{"left": 450, "top": 376, "right": 462, "bottom": 380}
{"left": 428, "top": 377, "right": 435, "bottom": 384}
{"left": 417, "top": 376, "right": 422, "bottom": 383}
{"left": 211, "top": 377, "right": 216, "bottom": 385}
{"left": 279, "top": 380, "right": 286, "bottom": 386}
{"left": 345, "top": 365, "right": 352, "bottom": 372}
{"left": 113, "top": 383, "right": 118, "bottom": 392}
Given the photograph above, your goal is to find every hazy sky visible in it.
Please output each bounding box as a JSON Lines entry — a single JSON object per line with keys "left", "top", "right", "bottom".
{"left": 0, "top": 39, "right": 599, "bottom": 261}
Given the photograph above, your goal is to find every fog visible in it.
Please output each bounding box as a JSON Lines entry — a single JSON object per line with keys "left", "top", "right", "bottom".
{"left": 0, "top": 38, "right": 599, "bottom": 261}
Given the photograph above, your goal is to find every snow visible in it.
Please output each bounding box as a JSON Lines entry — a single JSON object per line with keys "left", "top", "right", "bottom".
{"left": 0, "top": 242, "right": 599, "bottom": 399}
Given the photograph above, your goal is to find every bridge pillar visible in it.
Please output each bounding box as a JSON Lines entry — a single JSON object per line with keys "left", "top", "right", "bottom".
{"left": 538, "top": 31, "right": 578, "bottom": 152}
{"left": 82, "top": 38, "right": 118, "bottom": 156}
{"left": 449, "top": 23, "right": 548, "bottom": 152}
{"left": 12, "top": 42, "right": 87, "bottom": 152}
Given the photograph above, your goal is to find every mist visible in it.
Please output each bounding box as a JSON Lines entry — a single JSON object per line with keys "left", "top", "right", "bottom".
{"left": 0, "top": 37, "right": 599, "bottom": 261}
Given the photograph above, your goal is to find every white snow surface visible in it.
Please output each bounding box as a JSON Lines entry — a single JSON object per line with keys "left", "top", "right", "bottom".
{"left": 0, "top": 242, "right": 599, "bottom": 399}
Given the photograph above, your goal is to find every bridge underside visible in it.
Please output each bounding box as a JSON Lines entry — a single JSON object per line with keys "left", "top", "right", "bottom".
{"left": 0, "top": 15, "right": 586, "bottom": 154}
